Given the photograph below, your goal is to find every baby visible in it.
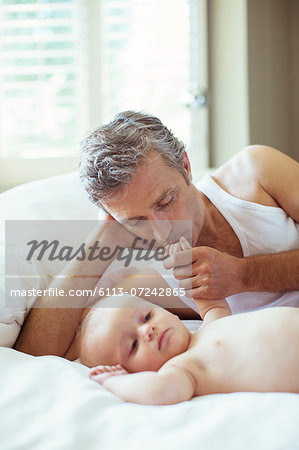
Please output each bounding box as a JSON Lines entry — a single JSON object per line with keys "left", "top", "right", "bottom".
{"left": 79, "top": 295, "right": 299, "bottom": 405}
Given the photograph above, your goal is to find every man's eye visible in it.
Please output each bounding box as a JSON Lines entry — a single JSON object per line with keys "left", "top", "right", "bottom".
{"left": 144, "top": 312, "right": 151, "bottom": 322}
{"left": 157, "top": 197, "right": 174, "bottom": 210}
{"left": 131, "top": 339, "right": 138, "bottom": 353}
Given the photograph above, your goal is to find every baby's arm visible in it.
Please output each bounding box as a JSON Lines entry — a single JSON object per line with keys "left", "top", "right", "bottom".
{"left": 195, "top": 298, "right": 231, "bottom": 323}
{"left": 90, "top": 363, "right": 196, "bottom": 405}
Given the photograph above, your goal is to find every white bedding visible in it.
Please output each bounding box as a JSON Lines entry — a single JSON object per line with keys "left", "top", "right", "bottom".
{"left": 1, "top": 173, "right": 299, "bottom": 450}
{"left": 0, "top": 172, "right": 100, "bottom": 346}
{"left": 1, "top": 346, "right": 299, "bottom": 450}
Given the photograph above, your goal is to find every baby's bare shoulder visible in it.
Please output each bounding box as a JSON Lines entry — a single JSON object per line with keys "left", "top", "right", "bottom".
{"left": 158, "top": 345, "right": 206, "bottom": 398}
{"left": 162, "top": 337, "right": 205, "bottom": 375}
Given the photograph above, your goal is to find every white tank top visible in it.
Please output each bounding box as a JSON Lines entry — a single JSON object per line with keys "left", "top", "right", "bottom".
{"left": 196, "top": 175, "right": 299, "bottom": 313}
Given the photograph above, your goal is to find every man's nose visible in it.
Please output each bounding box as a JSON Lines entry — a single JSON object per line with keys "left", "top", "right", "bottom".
{"left": 150, "top": 218, "right": 172, "bottom": 243}
{"left": 140, "top": 323, "right": 156, "bottom": 342}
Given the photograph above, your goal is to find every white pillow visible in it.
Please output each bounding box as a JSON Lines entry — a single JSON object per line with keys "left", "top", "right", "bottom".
{"left": 0, "top": 172, "right": 99, "bottom": 347}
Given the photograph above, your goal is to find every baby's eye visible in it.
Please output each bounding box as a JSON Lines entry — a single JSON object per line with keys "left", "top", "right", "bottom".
{"left": 131, "top": 339, "right": 138, "bottom": 353}
{"left": 144, "top": 312, "right": 151, "bottom": 322}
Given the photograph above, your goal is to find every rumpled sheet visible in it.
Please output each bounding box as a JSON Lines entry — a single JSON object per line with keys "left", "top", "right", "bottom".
{"left": 1, "top": 346, "right": 298, "bottom": 450}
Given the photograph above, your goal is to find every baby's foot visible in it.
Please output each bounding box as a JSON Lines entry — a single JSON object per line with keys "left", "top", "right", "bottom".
{"left": 89, "top": 364, "right": 129, "bottom": 384}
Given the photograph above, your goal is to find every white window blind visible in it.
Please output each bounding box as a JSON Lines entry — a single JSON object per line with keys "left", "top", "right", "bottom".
{"left": 0, "top": 0, "right": 88, "bottom": 158}
{"left": 100, "top": 0, "right": 190, "bottom": 123}
{"left": 99, "top": 0, "right": 209, "bottom": 173}
{"left": 0, "top": 0, "right": 208, "bottom": 174}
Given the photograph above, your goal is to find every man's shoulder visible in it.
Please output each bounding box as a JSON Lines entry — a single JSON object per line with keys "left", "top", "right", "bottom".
{"left": 211, "top": 146, "right": 282, "bottom": 204}
{"left": 216, "top": 145, "right": 278, "bottom": 177}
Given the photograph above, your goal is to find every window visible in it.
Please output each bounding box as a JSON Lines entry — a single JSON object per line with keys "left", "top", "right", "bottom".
{"left": 0, "top": 0, "right": 208, "bottom": 177}
{"left": 98, "top": 0, "right": 209, "bottom": 174}
{"left": 0, "top": 0, "right": 88, "bottom": 158}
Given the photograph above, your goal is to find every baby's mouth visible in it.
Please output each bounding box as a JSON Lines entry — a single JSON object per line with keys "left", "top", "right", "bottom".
{"left": 158, "top": 329, "right": 170, "bottom": 350}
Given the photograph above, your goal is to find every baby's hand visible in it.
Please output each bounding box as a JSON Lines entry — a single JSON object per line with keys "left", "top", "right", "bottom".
{"left": 89, "top": 364, "right": 129, "bottom": 385}
{"left": 165, "top": 236, "right": 191, "bottom": 257}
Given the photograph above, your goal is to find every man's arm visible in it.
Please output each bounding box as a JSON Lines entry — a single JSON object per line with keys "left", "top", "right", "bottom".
{"left": 251, "top": 146, "right": 299, "bottom": 223}
{"left": 238, "top": 250, "right": 299, "bottom": 292}
{"left": 14, "top": 221, "right": 137, "bottom": 357}
{"left": 237, "top": 146, "right": 299, "bottom": 292}
{"left": 90, "top": 363, "right": 197, "bottom": 405}
{"left": 165, "top": 245, "right": 299, "bottom": 300}
{"left": 164, "top": 148, "right": 299, "bottom": 299}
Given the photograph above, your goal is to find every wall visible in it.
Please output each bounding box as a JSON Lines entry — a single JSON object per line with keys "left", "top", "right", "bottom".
{"left": 287, "top": 0, "right": 299, "bottom": 161}
{"left": 247, "top": 0, "right": 298, "bottom": 160}
{"left": 209, "top": 0, "right": 299, "bottom": 166}
{"left": 208, "top": 0, "right": 249, "bottom": 167}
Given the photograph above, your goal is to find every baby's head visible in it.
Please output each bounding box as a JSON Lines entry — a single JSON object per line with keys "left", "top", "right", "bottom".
{"left": 79, "top": 295, "right": 191, "bottom": 373}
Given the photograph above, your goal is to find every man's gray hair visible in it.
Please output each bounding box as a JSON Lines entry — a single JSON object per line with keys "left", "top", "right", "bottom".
{"left": 79, "top": 110, "right": 189, "bottom": 206}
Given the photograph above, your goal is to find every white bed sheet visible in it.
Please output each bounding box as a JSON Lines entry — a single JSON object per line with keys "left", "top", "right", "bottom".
{"left": 1, "top": 346, "right": 299, "bottom": 450}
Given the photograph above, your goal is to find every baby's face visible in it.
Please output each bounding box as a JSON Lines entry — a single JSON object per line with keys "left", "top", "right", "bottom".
{"left": 84, "top": 297, "right": 191, "bottom": 372}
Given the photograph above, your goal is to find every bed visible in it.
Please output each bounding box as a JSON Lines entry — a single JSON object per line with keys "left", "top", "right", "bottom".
{"left": 1, "top": 172, "right": 299, "bottom": 450}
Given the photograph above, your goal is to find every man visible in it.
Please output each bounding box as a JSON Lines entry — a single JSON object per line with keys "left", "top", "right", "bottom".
{"left": 79, "top": 111, "right": 299, "bottom": 306}
{"left": 15, "top": 110, "right": 299, "bottom": 357}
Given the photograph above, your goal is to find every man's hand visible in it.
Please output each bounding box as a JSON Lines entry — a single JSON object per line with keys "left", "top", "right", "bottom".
{"left": 164, "top": 237, "right": 245, "bottom": 300}
{"left": 164, "top": 237, "right": 232, "bottom": 320}
{"left": 89, "top": 364, "right": 129, "bottom": 384}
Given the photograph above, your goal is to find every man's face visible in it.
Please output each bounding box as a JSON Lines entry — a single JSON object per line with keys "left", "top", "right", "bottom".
{"left": 86, "top": 297, "right": 191, "bottom": 372}
{"left": 102, "top": 152, "right": 204, "bottom": 246}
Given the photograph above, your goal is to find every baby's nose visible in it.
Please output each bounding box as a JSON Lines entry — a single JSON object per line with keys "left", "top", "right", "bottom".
{"left": 143, "top": 324, "right": 156, "bottom": 342}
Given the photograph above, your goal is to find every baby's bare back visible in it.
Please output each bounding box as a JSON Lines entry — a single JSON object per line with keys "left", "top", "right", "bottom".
{"left": 179, "top": 307, "right": 299, "bottom": 395}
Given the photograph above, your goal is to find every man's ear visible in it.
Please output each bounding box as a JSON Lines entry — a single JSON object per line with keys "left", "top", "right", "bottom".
{"left": 182, "top": 152, "right": 192, "bottom": 182}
